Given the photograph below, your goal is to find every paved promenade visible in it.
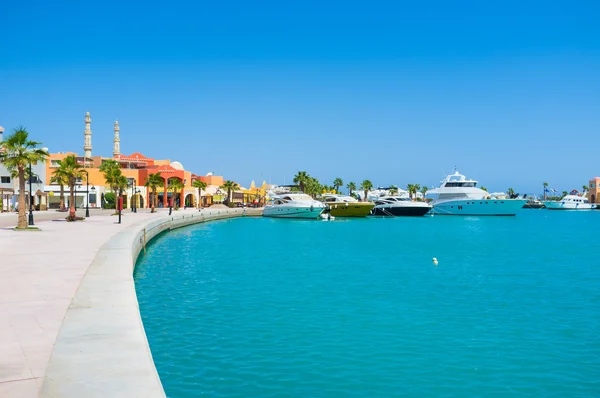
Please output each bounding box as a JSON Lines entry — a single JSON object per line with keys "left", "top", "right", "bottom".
{"left": 0, "top": 207, "right": 241, "bottom": 397}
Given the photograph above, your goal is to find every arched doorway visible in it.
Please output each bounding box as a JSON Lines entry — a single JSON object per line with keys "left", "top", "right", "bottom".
{"left": 133, "top": 193, "right": 144, "bottom": 209}
{"left": 184, "top": 194, "right": 195, "bottom": 208}
{"left": 592, "top": 194, "right": 596, "bottom": 204}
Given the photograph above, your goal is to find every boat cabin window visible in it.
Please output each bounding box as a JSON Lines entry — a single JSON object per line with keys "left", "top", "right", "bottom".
{"left": 445, "top": 182, "right": 476, "bottom": 187}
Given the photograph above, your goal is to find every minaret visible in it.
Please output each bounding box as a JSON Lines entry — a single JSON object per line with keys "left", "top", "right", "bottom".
{"left": 113, "top": 120, "right": 121, "bottom": 158}
{"left": 83, "top": 112, "right": 92, "bottom": 158}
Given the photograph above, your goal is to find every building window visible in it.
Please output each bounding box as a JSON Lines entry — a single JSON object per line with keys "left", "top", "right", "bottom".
{"left": 50, "top": 160, "right": 60, "bottom": 168}
{"left": 1, "top": 176, "right": 10, "bottom": 183}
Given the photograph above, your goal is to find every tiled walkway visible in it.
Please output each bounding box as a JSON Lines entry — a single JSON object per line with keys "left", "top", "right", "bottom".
{"left": 0, "top": 209, "right": 170, "bottom": 397}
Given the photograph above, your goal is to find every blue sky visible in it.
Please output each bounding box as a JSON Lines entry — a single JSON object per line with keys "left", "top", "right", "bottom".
{"left": 1, "top": 1, "right": 599, "bottom": 194}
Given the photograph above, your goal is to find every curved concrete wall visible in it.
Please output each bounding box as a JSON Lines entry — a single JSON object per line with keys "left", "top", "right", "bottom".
{"left": 41, "top": 208, "right": 258, "bottom": 397}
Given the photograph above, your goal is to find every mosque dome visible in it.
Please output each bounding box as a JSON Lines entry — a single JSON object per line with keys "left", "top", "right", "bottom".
{"left": 171, "top": 161, "right": 184, "bottom": 170}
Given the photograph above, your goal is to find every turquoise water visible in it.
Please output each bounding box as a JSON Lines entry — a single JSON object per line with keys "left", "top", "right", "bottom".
{"left": 134, "top": 211, "right": 600, "bottom": 397}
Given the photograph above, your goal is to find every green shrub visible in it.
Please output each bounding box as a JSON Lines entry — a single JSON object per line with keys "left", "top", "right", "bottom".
{"left": 104, "top": 192, "right": 116, "bottom": 209}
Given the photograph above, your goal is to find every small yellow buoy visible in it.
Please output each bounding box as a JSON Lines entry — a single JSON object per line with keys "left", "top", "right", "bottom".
{"left": 432, "top": 257, "right": 438, "bottom": 266}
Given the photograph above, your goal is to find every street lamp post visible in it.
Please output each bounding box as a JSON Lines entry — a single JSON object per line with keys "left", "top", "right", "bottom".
{"left": 169, "top": 196, "right": 172, "bottom": 215}
{"left": 28, "top": 162, "right": 34, "bottom": 226}
{"left": 84, "top": 170, "right": 90, "bottom": 218}
{"left": 131, "top": 178, "right": 137, "bottom": 213}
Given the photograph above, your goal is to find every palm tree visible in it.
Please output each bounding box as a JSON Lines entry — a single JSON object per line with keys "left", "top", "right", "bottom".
{"left": 414, "top": 184, "right": 421, "bottom": 200}
{"left": 583, "top": 185, "right": 589, "bottom": 194}
{"left": 507, "top": 188, "right": 515, "bottom": 198}
{"left": 100, "top": 159, "right": 122, "bottom": 195}
{"left": 388, "top": 184, "right": 398, "bottom": 196}
{"left": 50, "top": 168, "right": 69, "bottom": 212}
{"left": 420, "top": 186, "right": 429, "bottom": 201}
{"left": 144, "top": 173, "right": 163, "bottom": 213}
{"left": 169, "top": 178, "right": 184, "bottom": 209}
{"left": 55, "top": 155, "right": 86, "bottom": 220}
{"left": 346, "top": 181, "right": 356, "bottom": 196}
{"left": 543, "top": 182, "right": 549, "bottom": 200}
{"left": 333, "top": 178, "right": 343, "bottom": 193}
{"left": 0, "top": 127, "right": 49, "bottom": 228}
{"left": 192, "top": 179, "right": 207, "bottom": 208}
{"left": 360, "top": 180, "right": 373, "bottom": 202}
{"left": 406, "top": 184, "right": 415, "bottom": 200}
{"left": 305, "top": 176, "right": 321, "bottom": 198}
{"left": 220, "top": 180, "right": 240, "bottom": 205}
{"left": 293, "top": 171, "right": 310, "bottom": 193}
{"left": 481, "top": 186, "right": 488, "bottom": 192}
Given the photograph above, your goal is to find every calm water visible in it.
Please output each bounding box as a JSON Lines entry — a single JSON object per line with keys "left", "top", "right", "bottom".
{"left": 134, "top": 211, "right": 600, "bottom": 397}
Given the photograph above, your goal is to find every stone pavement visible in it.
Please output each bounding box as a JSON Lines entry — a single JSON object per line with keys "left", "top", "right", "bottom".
{"left": 0, "top": 208, "right": 186, "bottom": 397}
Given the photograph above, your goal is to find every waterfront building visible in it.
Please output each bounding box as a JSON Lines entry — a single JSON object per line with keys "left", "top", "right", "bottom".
{"left": 43, "top": 112, "right": 235, "bottom": 210}
{"left": 588, "top": 177, "right": 600, "bottom": 204}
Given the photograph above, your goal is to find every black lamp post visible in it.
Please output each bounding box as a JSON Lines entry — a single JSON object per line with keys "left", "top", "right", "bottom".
{"left": 131, "top": 178, "right": 137, "bottom": 213}
{"left": 28, "top": 162, "right": 34, "bottom": 226}
{"left": 169, "top": 194, "right": 172, "bottom": 215}
{"left": 118, "top": 189, "right": 122, "bottom": 224}
{"left": 84, "top": 170, "right": 90, "bottom": 218}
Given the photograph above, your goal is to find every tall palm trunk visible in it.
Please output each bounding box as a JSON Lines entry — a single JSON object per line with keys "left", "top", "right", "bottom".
{"left": 17, "top": 167, "right": 27, "bottom": 228}
{"left": 113, "top": 185, "right": 119, "bottom": 215}
{"left": 59, "top": 184, "right": 66, "bottom": 211}
{"left": 151, "top": 187, "right": 156, "bottom": 213}
{"left": 69, "top": 182, "right": 76, "bottom": 219}
{"left": 197, "top": 189, "right": 202, "bottom": 208}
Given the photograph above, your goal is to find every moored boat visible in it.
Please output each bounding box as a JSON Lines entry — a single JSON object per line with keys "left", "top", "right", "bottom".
{"left": 263, "top": 193, "right": 326, "bottom": 219}
{"left": 522, "top": 198, "right": 546, "bottom": 209}
{"left": 426, "top": 170, "right": 526, "bottom": 216}
{"left": 370, "top": 196, "right": 432, "bottom": 217}
{"left": 543, "top": 195, "right": 597, "bottom": 210}
{"left": 321, "top": 194, "right": 374, "bottom": 217}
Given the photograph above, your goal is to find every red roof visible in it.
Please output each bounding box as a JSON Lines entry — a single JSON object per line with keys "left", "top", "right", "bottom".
{"left": 119, "top": 152, "right": 154, "bottom": 162}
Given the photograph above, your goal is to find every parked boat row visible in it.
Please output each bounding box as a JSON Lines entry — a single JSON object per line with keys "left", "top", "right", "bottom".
{"left": 263, "top": 170, "right": 597, "bottom": 219}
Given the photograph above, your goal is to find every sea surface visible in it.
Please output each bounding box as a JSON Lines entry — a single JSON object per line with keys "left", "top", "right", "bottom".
{"left": 134, "top": 210, "right": 600, "bottom": 397}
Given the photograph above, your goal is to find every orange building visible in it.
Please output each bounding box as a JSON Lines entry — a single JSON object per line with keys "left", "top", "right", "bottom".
{"left": 44, "top": 112, "right": 218, "bottom": 210}
{"left": 588, "top": 177, "right": 600, "bottom": 204}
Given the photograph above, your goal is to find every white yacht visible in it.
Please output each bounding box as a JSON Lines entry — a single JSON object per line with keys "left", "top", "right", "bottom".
{"left": 263, "top": 193, "right": 326, "bottom": 219}
{"left": 543, "top": 195, "right": 597, "bottom": 210}
{"left": 426, "top": 171, "right": 526, "bottom": 216}
{"left": 370, "top": 196, "right": 432, "bottom": 217}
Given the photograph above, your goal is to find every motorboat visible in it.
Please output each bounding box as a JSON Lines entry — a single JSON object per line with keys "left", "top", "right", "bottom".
{"left": 522, "top": 197, "right": 546, "bottom": 209}
{"left": 369, "top": 196, "right": 432, "bottom": 217}
{"left": 426, "top": 170, "right": 526, "bottom": 216}
{"left": 321, "top": 194, "right": 374, "bottom": 217}
{"left": 543, "top": 195, "right": 597, "bottom": 210}
{"left": 263, "top": 193, "right": 326, "bottom": 219}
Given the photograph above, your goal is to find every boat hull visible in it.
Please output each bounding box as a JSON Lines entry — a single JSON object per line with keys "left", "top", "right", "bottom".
{"left": 370, "top": 204, "right": 432, "bottom": 217}
{"left": 431, "top": 199, "right": 526, "bottom": 216}
{"left": 263, "top": 206, "right": 325, "bottom": 219}
{"left": 543, "top": 201, "right": 597, "bottom": 210}
{"left": 328, "top": 202, "right": 374, "bottom": 217}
